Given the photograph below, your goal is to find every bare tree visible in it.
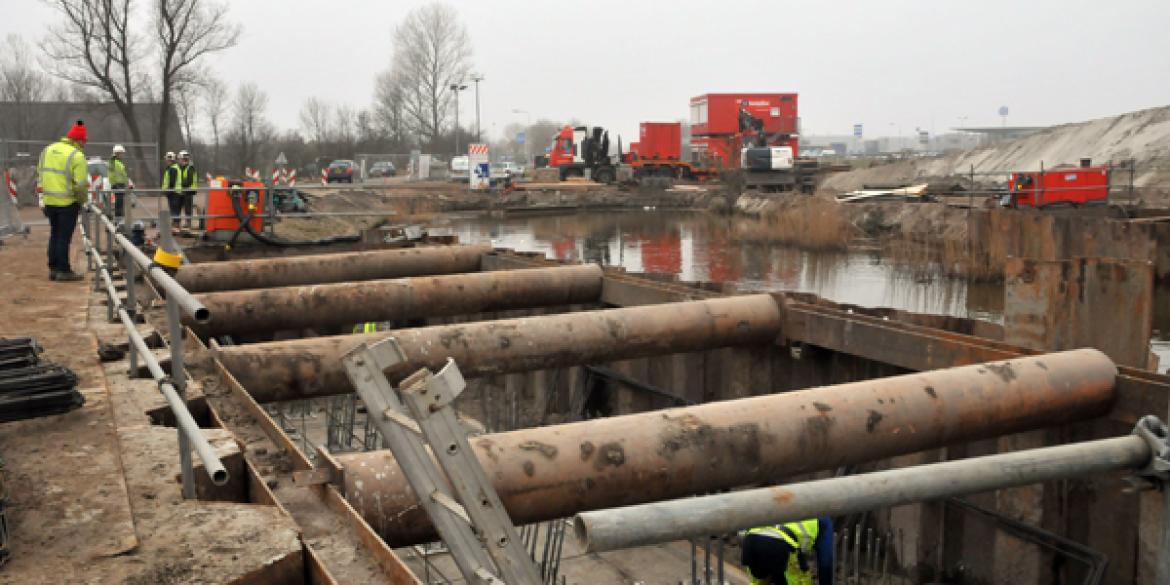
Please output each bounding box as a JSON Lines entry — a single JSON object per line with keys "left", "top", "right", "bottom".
{"left": 334, "top": 104, "right": 357, "bottom": 155}
{"left": 201, "top": 77, "right": 227, "bottom": 172}
{"left": 298, "top": 97, "right": 333, "bottom": 147}
{"left": 390, "top": 2, "right": 472, "bottom": 145}
{"left": 229, "top": 82, "right": 272, "bottom": 170}
{"left": 373, "top": 68, "right": 409, "bottom": 145}
{"left": 43, "top": 0, "right": 148, "bottom": 145}
{"left": 43, "top": 0, "right": 238, "bottom": 179}
{"left": 1, "top": 34, "right": 60, "bottom": 139}
{"left": 155, "top": 0, "right": 240, "bottom": 156}
{"left": 173, "top": 81, "right": 199, "bottom": 149}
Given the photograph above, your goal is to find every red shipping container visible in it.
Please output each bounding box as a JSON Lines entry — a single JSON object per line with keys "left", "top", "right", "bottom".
{"left": 637, "top": 122, "right": 681, "bottom": 160}
{"left": 1008, "top": 166, "right": 1110, "bottom": 208}
{"left": 690, "top": 93, "right": 798, "bottom": 137}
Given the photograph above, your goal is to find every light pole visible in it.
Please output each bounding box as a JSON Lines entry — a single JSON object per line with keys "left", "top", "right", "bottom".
{"left": 471, "top": 74, "right": 484, "bottom": 143}
{"left": 512, "top": 108, "right": 531, "bottom": 165}
{"left": 450, "top": 82, "right": 468, "bottom": 156}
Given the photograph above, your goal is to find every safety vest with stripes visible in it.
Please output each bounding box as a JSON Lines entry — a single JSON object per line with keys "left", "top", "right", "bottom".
{"left": 746, "top": 519, "right": 819, "bottom": 585}
{"left": 109, "top": 157, "right": 129, "bottom": 185}
{"left": 37, "top": 138, "right": 88, "bottom": 206}
{"left": 353, "top": 323, "right": 379, "bottom": 334}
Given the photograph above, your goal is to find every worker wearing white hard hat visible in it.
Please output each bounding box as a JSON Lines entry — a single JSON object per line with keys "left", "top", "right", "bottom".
{"left": 175, "top": 150, "right": 197, "bottom": 228}
{"left": 109, "top": 144, "right": 130, "bottom": 218}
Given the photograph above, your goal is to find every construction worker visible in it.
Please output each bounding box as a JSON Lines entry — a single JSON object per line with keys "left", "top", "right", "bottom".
{"left": 36, "top": 120, "right": 90, "bottom": 281}
{"left": 353, "top": 322, "right": 379, "bottom": 334}
{"left": 177, "top": 151, "right": 197, "bottom": 228}
{"left": 162, "top": 152, "right": 179, "bottom": 226}
{"left": 741, "top": 517, "right": 834, "bottom": 585}
{"left": 109, "top": 144, "right": 129, "bottom": 218}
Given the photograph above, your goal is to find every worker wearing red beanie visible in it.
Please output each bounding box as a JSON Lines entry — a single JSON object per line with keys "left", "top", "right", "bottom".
{"left": 36, "top": 120, "right": 90, "bottom": 281}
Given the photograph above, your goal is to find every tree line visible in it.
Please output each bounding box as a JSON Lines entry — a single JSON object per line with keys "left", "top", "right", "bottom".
{"left": 0, "top": 1, "right": 570, "bottom": 178}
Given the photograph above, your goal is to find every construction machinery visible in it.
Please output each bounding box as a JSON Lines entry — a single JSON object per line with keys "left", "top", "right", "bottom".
{"left": 1004, "top": 158, "right": 1110, "bottom": 208}
{"left": 545, "top": 92, "right": 819, "bottom": 191}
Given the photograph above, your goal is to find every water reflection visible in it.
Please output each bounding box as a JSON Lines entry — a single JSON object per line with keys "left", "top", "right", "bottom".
{"left": 445, "top": 210, "right": 1003, "bottom": 321}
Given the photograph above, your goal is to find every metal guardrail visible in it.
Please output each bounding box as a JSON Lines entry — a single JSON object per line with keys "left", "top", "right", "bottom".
{"left": 80, "top": 204, "right": 226, "bottom": 494}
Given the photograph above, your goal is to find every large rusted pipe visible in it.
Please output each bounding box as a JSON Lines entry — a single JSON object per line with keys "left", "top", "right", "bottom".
{"left": 215, "top": 294, "right": 784, "bottom": 403}
{"left": 175, "top": 245, "right": 490, "bottom": 293}
{"left": 334, "top": 349, "right": 1117, "bottom": 547}
{"left": 188, "top": 264, "right": 604, "bottom": 336}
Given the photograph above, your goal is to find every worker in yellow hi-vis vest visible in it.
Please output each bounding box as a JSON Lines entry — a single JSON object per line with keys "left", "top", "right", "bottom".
{"left": 741, "top": 517, "right": 834, "bottom": 585}
{"left": 36, "top": 120, "right": 90, "bottom": 281}
{"left": 353, "top": 323, "right": 379, "bottom": 334}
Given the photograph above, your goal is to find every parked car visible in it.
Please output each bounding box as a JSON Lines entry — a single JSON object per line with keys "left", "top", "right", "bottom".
{"left": 449, "top": 155, "right": 469, "bottom": 182}
{"left": 326, "top": 160, "right": 357, "bottom": 183}
{"left": 368, "top": 161, "right": 397, "bottom": 177}
{"left": 491, "top": 161, "right": 525, "bottom": 178}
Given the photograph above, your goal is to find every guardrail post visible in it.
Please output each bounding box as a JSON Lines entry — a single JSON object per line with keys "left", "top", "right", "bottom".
{"left": 84, "top": 206, "right": 94, "bottom": 271}
{"left": 159, "top": 209, "right": 196, "bottom": 498}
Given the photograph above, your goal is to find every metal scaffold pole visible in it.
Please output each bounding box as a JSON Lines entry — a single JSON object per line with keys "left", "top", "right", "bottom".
{"left": 573, "top": 416, "right": 1170, "bottom": 553}
{"left": 341, "top": 338, "right": 543, "bottom": 585}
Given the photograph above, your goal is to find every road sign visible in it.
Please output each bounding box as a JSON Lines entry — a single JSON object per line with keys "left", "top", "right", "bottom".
{"left": 469, "top": 143, "right": 490, "bottom": 191}
{"left": 275, "top": 152, "right": 288, "bottom": 166}
{"left": 998, "top": 106, "right": 1009, "bottom": 117}
{"left": 516, "top": 132, "right": 526, "bottom": 145}
{"left": 853, "top": 124, "right": 863, "bottom": 138}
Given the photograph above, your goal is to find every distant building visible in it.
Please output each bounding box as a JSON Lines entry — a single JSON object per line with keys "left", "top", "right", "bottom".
{"left": 954, "top": 126, "right": 1047, "bottom": 146}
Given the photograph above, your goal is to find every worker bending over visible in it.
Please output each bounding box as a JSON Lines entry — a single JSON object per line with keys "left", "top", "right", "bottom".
{"left": 742, "top": 517, "right": 834, "bottom": 585}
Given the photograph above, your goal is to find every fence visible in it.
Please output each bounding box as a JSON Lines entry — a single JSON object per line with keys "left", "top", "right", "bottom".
{"left": 81, "top": 196, "right": 225, "bottom": 498}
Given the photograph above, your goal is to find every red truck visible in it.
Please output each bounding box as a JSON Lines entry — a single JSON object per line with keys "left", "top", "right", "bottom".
{"left": 546, "top": 91, "right": 817, "bottom": 191}
{"left": 1006, "top": 161, "right": 1110, "bottom": 208}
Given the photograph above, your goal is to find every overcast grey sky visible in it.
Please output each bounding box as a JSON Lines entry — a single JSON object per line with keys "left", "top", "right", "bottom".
{"left": 7, "top": 0, "right": 1170, "bottom": 143}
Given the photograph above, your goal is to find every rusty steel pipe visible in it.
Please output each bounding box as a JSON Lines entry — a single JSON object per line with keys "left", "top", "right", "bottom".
{"left": 334, "top": 349, "right": 1117, "bottom": 547}
{"left": 175, "top": 245, "right": 490, "bottom": 293}
{"left": 188, "top": 264, "right": 604, "bottom": 336}
{"left": 215, "top": 294, "right": 784, "bottom": 403}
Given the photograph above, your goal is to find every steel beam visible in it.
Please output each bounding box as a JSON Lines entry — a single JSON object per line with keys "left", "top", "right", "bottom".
{"left": 188, "top": 264, "right": 604, "bottom": 336}
{"left": 574, "top": 435, "right": 1151, "bottom": 552}
{"left": 175, "top": 245, "right": 490, "bottom": 293}
{"left": 215, "top": 294, "right": 784, "bottom": 403}
{"left": 335, "top": 349, "right": 1117, "bottom": 546}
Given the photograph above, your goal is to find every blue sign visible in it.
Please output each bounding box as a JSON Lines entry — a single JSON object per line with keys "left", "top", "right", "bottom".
{"left": 853, "top": 124, "right": 863, "bottom": 138}
{"left": 516, "top": 132, "right": 526, "bottom": 145}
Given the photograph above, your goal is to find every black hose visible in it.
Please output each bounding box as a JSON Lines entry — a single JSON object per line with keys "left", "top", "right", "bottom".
{"left": 229, "top": 186, "right": 360, "bottom": 247}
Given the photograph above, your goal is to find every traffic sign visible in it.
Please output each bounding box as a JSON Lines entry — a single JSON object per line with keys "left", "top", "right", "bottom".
{"left": 516, "top": 132, "right": 526, "bottom": 145}
{"left": 275, "top": 152, "right": 288, "bottom": 166}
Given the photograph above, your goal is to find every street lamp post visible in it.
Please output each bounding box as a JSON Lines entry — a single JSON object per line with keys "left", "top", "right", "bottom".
{"left": 450, "top": 83, "right": 468, "bottom": 157}
{"left": 512, "top": 109, "right": 531, "bottom": 166}
{"left": 471, "top": 74, "right": 484, "bottom": 143}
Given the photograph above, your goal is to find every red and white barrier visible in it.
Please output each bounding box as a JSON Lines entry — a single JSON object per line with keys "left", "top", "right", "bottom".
{"left": 282, "top": 168, "right": 297, "bottom": 187}
{"left": 271, "top": 167, "right": 281, "bottom": 185}
{"left": 4, "top": 169, "right": 17, "bottom": 203}
{"left": 320, "top": 168, "right": 328, "bottom": 186}
{"left": 205, "top": 172, "right": 213, "bottom": 184}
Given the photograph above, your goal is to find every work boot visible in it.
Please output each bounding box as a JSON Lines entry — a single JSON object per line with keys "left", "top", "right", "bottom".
{"left": 54, "top": 270, "right": 83, "bottom": 282}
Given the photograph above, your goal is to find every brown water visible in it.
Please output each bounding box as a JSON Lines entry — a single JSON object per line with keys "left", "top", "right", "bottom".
{"left": 447, "top": 209, "right": 1170, "bottom": 372}
{"left": 444, "top": 210, "right": 1005, "bottom": 322}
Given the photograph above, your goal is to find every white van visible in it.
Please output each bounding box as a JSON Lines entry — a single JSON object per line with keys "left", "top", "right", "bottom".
{"left": 449, "top": 155, "right": 470, "bottom": 182}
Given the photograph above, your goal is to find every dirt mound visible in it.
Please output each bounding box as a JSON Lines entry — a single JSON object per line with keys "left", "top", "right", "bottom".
{"left": 821, "top": 104, "right": 1170, "bottom": 202}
